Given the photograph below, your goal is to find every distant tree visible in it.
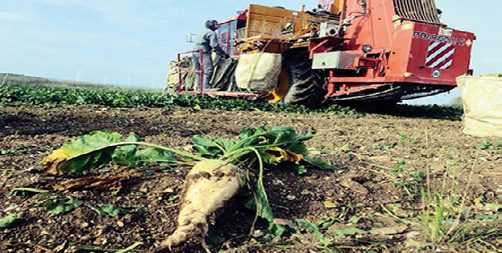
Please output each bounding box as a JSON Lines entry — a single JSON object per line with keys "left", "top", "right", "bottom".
{"left": 449, "top": 96, "right": 464, "bottom": 108}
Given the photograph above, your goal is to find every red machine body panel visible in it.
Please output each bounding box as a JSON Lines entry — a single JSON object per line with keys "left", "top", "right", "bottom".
{"left": 403, "top": 23, "right": 475, "bottom": 85}
{"left": 317, "top": 0, "right": 475, "bottom": 101}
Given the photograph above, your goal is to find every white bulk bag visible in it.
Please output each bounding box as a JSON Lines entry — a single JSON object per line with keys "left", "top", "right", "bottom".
{"left": 457, "top": 74, "right": 502, "bottom": 137}
{"left": 235, "top": 52, "right": 281, "bottom": 92}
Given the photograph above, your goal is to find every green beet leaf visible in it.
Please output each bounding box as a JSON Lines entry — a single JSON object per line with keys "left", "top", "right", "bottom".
{"left": 112, "top": 134, "right": 141, "bottom": 166}
{"left": 134, "top": 148, "right": 179, "bottom": 164}
{"left": 244, "top": 174, "right": 287, "bottom": 237}
{"left": 44, "top": 199, "right": 73, "bottom": 215}
{"left": 43, "top": 131, "right": 124, "bottom": 174}
{"left": 43, "top": 131, "right": 194, "bottom": 174}
{"left": 191, "top": 135, "right": 225, "bottom": 157}
{"left": 303, "top": 156, "right": 337, "bottom": 171}
{"left": 0, "top": 214, "right": 25, "bottom": 228}
{"left": 99, "top": 204, "right": 122, "bottom": 217}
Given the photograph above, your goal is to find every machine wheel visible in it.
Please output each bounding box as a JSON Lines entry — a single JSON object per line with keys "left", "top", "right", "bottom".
{"left": 279, "top": 52, "right": 326, "bottom": 108}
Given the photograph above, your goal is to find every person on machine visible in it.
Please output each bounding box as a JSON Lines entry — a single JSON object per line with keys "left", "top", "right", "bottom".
{"left": 193, "top": 20, "right": 229, "bottom": 91}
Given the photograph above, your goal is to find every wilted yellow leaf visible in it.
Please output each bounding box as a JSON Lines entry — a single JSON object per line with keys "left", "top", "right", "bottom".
{"left": 42, "top": 148, "right": 73, "bottom": 175}
{"left": 323, "top": 200, "right": 340, "bottom": 208}
{"left": 41, "top": 131, "right": 124, "bottom": 175}
{"left": 265, "top": 147, "right": 303, "bottom": 163}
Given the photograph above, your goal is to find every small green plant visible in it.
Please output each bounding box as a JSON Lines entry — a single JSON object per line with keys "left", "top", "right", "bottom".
{"left": 276, "top": 218, "right": 332, "bottom": 251}
{"left": 316, "top": 217, "right": 341, "bottom": 229}
{"left": 473, "top": 141, "right": 493, "bottom": 150}
{"left": 372, "top": 143, "right": 390, "bottom": 150}
{"left": 167, "top": 195, "right": 180, "bottom": 202}
{"left": 0, "top": 214, "right": 25, "bottom": 228}
{"left": 398, "top": 133, "right": 407, "bottom": 142}
{"left": 87, "top": 204, "right": 146, "bottom": 217}
{"left": 392, "top": 161, "right": 406, "bottom": 174}
{"left": 419, "top": 158, "right": 497, "bottom": 250}
{"left": 88, "top": 204, "right": 122, "bottom": 217}
{"left": 276, "top": 218, "right": 368, "bottom": 252}
{"left": 391, "top": 162, "right": 424, "bottom": 201}
{"left": 44, "top": 197, "right": 82, "bottom": 215}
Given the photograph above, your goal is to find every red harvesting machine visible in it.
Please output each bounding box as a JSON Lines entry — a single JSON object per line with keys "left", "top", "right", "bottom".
{"left": 171, "top": 0, "right": 475, "bottom": 108}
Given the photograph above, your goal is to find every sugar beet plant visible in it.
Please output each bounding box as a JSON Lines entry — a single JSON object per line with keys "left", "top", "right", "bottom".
{"left": 42, "top": 126, "right": 336, "bottom": 251}
{"left": 0, "top": 84, "right": 357, "bottom": 114}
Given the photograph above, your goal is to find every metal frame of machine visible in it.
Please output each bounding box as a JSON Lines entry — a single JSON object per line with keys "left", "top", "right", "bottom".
{"left": 174, "top": 0, "right": 475, "bottom": 104}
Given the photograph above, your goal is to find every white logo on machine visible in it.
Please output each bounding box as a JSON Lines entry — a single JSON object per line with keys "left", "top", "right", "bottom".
{"left": 432, "top": 69, "right": 442, "bottom": 78}
{"left": 413, "top": 31, "right": 466, "bottom": 46}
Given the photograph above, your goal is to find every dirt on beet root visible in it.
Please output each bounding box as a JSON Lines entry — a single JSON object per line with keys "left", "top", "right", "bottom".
{"left": 0, "top": 104, "right": 500, "bottom": 252}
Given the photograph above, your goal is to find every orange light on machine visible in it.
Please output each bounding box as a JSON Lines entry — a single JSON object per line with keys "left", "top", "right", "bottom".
{"left": 404, "top": 72, "right": 413, "bottom": 77}
{"left": 358, "top": 57, "right": 379, "bottom": 68}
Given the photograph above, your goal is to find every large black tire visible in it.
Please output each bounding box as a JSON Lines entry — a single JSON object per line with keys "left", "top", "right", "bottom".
{"left": 280, "top": 52, "right": 326, "bottom": 108}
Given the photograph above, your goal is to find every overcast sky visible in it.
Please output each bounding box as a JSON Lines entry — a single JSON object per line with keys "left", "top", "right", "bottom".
{"left": 0, "top": 0, "right": 499, "bottom": 104}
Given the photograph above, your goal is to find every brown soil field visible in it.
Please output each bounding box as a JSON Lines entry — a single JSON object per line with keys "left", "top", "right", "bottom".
{"left": 0, "top": 104, "right": 500, "bottom": 252}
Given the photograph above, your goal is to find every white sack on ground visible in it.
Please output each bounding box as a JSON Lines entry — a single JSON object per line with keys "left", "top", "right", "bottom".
{"left": 235, "top": 53, "right": 281, "bottom": 92}
{"left": 457, "top": 74, "right": 502, "bottom": 137}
